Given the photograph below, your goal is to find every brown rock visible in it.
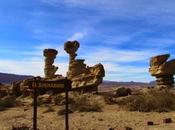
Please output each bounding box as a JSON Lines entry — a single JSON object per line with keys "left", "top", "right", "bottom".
{"left": 43, "top": 48, "right": 58, "bottom": 79}
{"left": 147, "top": 121, "right": 154, "bottom": 125}
{"left": 108, "top": 128, "right": 114, "bottom": 130}
{"left": 64, "top": 41, "right": 105, "bottom": 92}
{"left": 125, "top": 127, "right": 133, "bottom": 130}
{"left": 163, "top": 118, "right": 172, "bottom": 123}
{"left": 98, "top": 118, "right": 104, "bottom": 121}
{"left": 149, "top": 54, "right": 175, "bottom": 88}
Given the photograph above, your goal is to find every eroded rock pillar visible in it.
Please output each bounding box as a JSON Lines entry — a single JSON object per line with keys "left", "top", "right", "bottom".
{"left": 149, "top": 54, "right": 175, "bottom": 88}
{"left": 43, "top": 49, "right": 58, "bottom": 79}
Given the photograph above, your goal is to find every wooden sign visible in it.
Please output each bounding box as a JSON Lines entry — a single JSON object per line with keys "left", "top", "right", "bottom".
{"left": 28, "top": 78, "right": 71, "bottom": 90}
{"left": 28, "top": 77, "right": 71, "bottom": 130}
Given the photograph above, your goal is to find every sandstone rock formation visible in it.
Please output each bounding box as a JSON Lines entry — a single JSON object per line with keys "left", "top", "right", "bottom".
{"left": 43, "top": 49, "right": 58, "bottom": 79}
{"left": 149, "top": 54, "right": 175, "bottom": 88}
{"left": 12, "top": 79, "right": 32, "bottom": 97}
{"left": 64, "top": 40, "right": 105, "bottom": 91}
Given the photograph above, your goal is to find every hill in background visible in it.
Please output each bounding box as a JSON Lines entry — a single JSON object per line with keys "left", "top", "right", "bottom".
{"left": 0, "top": 72, "right": 33, "bottom": 84}
{"left": 0, "top": 72, "right": 155, "bottom": 87}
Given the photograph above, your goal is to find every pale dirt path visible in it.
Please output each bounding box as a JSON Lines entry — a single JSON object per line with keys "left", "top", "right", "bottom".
{"left": 0, "top": 105, "right": 175, "bottom": 130}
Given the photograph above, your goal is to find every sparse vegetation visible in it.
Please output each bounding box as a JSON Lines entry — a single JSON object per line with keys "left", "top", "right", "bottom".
{"left": 43, "top": 105, "right": 55, "bottom": 113}
{"left": 115, "top": 87, "right": 131, "bottom": 97}
{"left": 53, "top": 94, "right": 64, "bottom": 105}
{"left": 0, "top": 95, "right": 16, "bottom": 110}
{"left": 57, "top": 107, "right": 73, "bottom": 115}
{"left": 69, "top": 92, "right": 104, "bottom": 112}
{"left": 117, "top": 89, "right": 175, "bottom": 112}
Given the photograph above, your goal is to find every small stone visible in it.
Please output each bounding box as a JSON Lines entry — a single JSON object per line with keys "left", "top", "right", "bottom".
{"left": 125, "top": 126, "right": 132, "bottom": 130}
{"left": 98, "top": 118, "right": 104, "bottom": 121}
{"left": 163, "top": 118, "right": 172, "bottom": 123}
{"left": 109, "top": 128, "right": 114, "bottom": 130}
{"left": 92, "top": 115, "right": 95, "bottom": 118}
{"left": 23, "top": 108, "right": 28, "bottom": 111}
{"left": 147, "top": 121, "right": 154, "bottom": 125}
{"left": 80, "top": 114, "right": 84, "bottom": 117}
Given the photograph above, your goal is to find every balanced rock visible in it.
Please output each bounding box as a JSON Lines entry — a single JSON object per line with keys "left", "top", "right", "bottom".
{"left": 149, "top": 54, "right": 175, "bottom": 88}
{"left": 64, "top": 41, "right": 105, "bottom": 92}
{"left": 43, "top": 49, "right": 58, "bottom": 79}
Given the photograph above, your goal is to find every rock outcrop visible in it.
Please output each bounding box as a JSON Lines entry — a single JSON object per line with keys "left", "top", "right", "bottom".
{"left": 43, "top": 49, "right": 58, "bottom": 79}
{"left": 64, "top": 40, "right": 105, "bottom": 91}
{"left": 149, "top": 54, "right": 175, "bottom": 88}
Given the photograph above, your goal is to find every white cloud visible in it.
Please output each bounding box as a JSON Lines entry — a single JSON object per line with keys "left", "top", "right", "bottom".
{"left": 0, "top": 45, "right": 156, "bottom": 82}
{"left": 0, "top": 59, "right": 68, "bottom": 77}
{"left": 82, "top": 47, "right": 162, "bottom": 63}
{"left": 68, "top": 32, "right": 86, "bottom": 41}
{"left": 0, "top": 59, "right": 44, "bottom": 76}
{"left": 40, "top": 0, "right": 175, "bottom": 24}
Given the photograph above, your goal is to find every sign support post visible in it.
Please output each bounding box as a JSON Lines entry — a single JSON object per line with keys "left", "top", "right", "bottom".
{"left": 65, "top": 86, "right": 69, "bottom": 130}
{"left": 33, "top": 89, "right": 38, "bottom": 130}
{"left": 29, "top": 78, "right": 71, "bottom": 130}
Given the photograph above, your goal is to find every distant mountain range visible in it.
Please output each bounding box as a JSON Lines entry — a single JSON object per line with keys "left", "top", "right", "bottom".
{"left": 101, "top": 80, "right": 155, "bottom": 87}
{"left": 0, "top": 72, "right": 33, "bottom": 84}
{"left": 0, "top": 72, "right": 155, "bottom": 86}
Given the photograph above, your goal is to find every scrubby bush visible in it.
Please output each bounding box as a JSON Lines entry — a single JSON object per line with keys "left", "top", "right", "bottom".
{"left": 115, "top": 87, "right": 131, "bottom": 97}
{"left": 57, "top": 107, "right": 73, "bottom": 115}
{"left": 43, "top": 106, "right": 55, "bottom": 113}
{"left": 117, "top": 89, "right": 175, "bottom": 112}
{"left": 0, "top": 95, "right": 16, "bottom": 109}
{"left": 53, "top": 94, "right": 64, "bottom": 105}
{"left": 70, "top": 93, "right": 104, "bottom": 112}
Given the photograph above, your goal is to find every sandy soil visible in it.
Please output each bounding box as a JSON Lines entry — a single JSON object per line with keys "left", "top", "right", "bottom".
{"left": 0, "top": 104, "right": 175, "bottom": 130}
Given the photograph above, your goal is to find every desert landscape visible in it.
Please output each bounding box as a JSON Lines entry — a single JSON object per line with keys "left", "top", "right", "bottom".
{"left": 0, "top": 42, "right": 175, "bottom": 130}
{"left": 1, "top": 83, "right": 175, "bottom": 130}
{"left": 1, "top": 1, "right": 175, "bottom": 130}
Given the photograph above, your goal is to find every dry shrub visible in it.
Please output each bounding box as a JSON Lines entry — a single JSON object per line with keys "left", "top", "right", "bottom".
{"left": 69, "top": 92, "right": 104, "bottom": 112}
{"left": 103, "top": 93, "right": 118, "bottom": 105}
{"left": 117, "top": 89, "right": 175, "bottom": 112}
{"left": 57, "top": 107, "right": 73, "bottom": 115}
{"left": 53, "top": 94, "right": 64, "bottom": 105}
{"left": 43, "top": 106, "right": 55, "bottom": 113}
{"left": 0, "top": 95, "right": 16, "bottom": 110}
{"left": 115, "top": 87, "right": 131, "bottom": 97}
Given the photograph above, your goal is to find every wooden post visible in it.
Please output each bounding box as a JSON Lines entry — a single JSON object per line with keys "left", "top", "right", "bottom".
{"left": 33, "top": 89, "right": 38, "bottom": 130}
{"left": 65, "top": 87, "right": 69, "bottom": 130}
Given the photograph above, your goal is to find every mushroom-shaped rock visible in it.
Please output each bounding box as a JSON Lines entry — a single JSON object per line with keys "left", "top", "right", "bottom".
{"left": 64, "top": 40, "right": 105, "bottom": 92}
{"left": 149, "top": 54, "right": 175, "bottom": 88}
{"left": 43, "top": 48, "right": 58, "bottom": 79}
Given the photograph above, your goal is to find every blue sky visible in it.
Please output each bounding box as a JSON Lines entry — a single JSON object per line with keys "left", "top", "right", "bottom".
{"left": 0, "top": 0, "right": 175, "bottom": 82}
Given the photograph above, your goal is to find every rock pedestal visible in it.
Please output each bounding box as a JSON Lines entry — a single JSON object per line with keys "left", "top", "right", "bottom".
{"left": 64, "top": 41, "right": 105, "bottom": 91}
{"left": 64, "top": 40, "right": 79, "bottom": 62}
{"left": 149, "top": 54, "right": 175, "bottom": 88}
{"left": 43, "top": 49, "right": 58, "bottom": 79}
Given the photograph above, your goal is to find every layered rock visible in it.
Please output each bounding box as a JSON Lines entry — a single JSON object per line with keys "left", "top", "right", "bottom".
{"left": 43, "top": 49, "right": 58, "bottom": 79}
{"left": 64, "top": 40, "right": 105, "bottom": 91}
{"left": 149, "top": 54, "right": 175, "bottom": 88}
